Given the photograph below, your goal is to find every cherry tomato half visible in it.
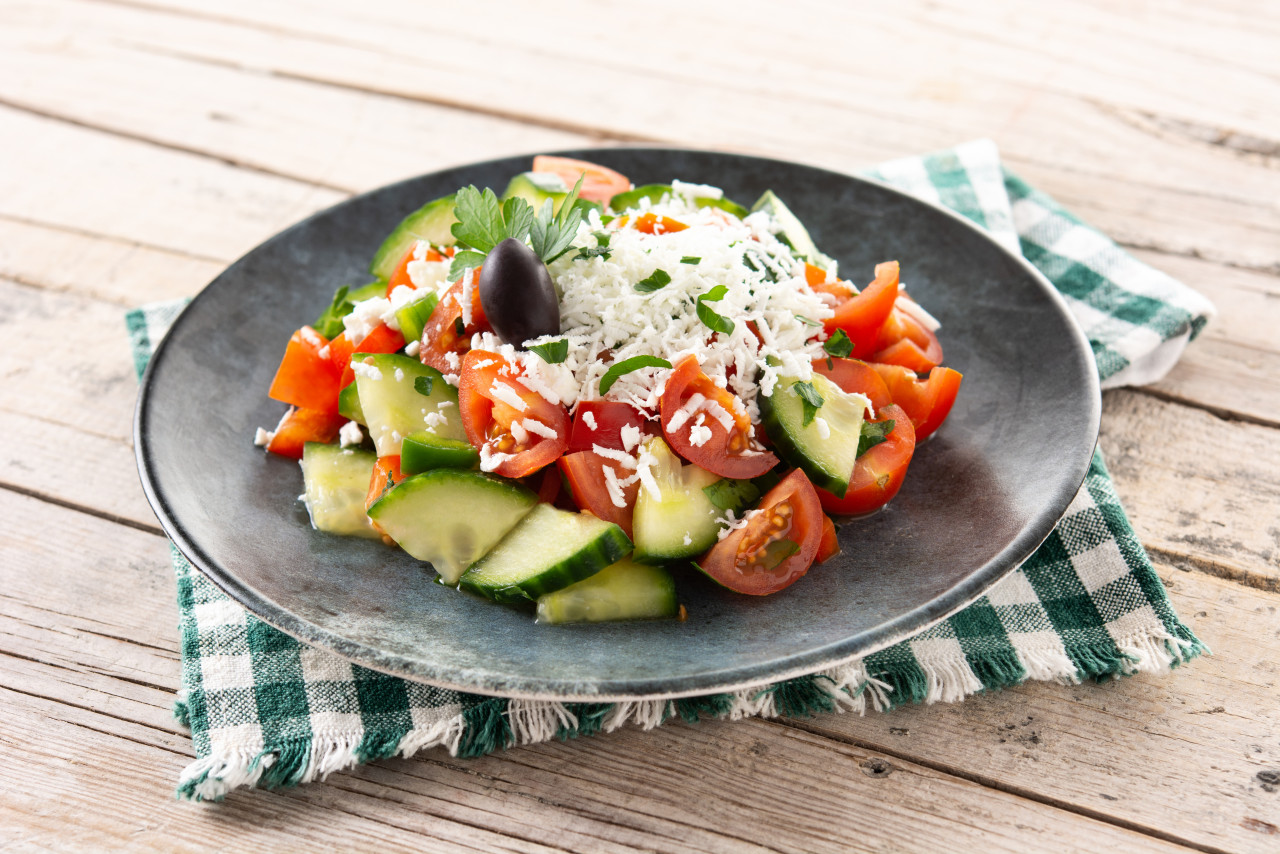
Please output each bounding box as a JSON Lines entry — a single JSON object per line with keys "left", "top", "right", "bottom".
{"left": 871, "top": 303, "right": 943, "bottom": 372}
{"left": 420, "top": 272, "right": 490, "bottom": 374}
{"left": 812, "top": 357, "right": 894, "bottom": 412}
{"left": 825, "top": 260, "right": 900, "bottom": 358}
{"left": 567, "top": 401, "right": 652, "bottom": 453}
{"left": 532, "top": 155, "right": 631, "bottom": 203}
{"left": 458, "top": 349, "right": 569, "bottom": 478}
{"left": 816, "top": 513, "right": 841, "bottom": 564}
{"left": 870, "top": 363, "right": 963, "bottom": 441}
{"left": 817, "top": 404, "right": 916, "bottom": 516}
{"left": 697, "top": 469, "right": 823, "bottom": 596}
{"left": 659, "top": 355, "right": 778, "bottom": 479}
{"left": 557, "top": 450, "right": 639, "bottom": 538}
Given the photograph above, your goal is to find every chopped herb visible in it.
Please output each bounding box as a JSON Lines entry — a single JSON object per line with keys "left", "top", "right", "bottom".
{"left": 696, "top": 285, "right": 735, "bottom": 335}
{"left": 528, "top": 338, "right": 569, "bottom": 364}
{"left": 574, "top": 244, "right": 612, "bottom": 262}
{"left": 447, "top": 175, "right": 589, "bottom": 278}
{"left": 634, "top": 269, "right": 671, "bottom": 293}
{"left": 413, "top": 375, "right": 434, "bottom": 397}
{"left": 453, "top": 317, "right": 466, "bottom": 338}
{"left": 599, "top": 356, "right": 672, "bottom": 395}
{"left": 795, "top": 315, "right": 821, "bottom": 328}
{"left": 857, "top": 419, "right": 895, "bottom": 457}
{"left": 702, "top": 478, "right": 760, "bottom": 512}
{"left": 313, "top": 285, "right": 352, "bottom": 339}
{"left": 680, "top": 256, "right": 702, "bottom": 265}
{"left": 823, "top": 329, "right": 853, "bottom": 358}
{"left": 792, "top": 380, "right": 823, "bottom": 426}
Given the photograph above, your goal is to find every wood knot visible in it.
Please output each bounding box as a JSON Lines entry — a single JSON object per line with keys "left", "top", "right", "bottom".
{"left": 859, "top": 758, "right": 892, "bottom": 778}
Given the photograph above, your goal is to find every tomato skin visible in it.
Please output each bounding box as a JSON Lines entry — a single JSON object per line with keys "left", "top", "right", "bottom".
{"left": 660, "top": 355, "right": 779, "bottom": 479}
{"left": 264, "top": 407, "right": 347, "bottom": 459}
{"left": 621, "top": 212, "right": 687, "bottom": 234}
{"left": 365, "top": 455, "right": 404, "bottom": 510}
{"left": 812, "top": 357, "right": 894, "bottom": 412}
{"left": 567, "top": 401, "right": 651, "bottom": 453}
{"left": 826, "top": 261, "right": 900, "bottom": 358}
{"left": 816, "top": 514, "right": 841, "bottom": 564}
{"left": 332, "top": 323, "right": 406, "bottom": 388}
{"left": 269, "top": 327, "right": 343, "bottom": 414}
{"left": 817, "top": 404, "right": 916, "bottom": 516}
{"left": 420, "top": 272, "right": 490, "bottom": 374}
{"left": 458, "top": 349, "right": 569, "bottom": 478}
{"left": 870, "top": 364, "right": 963, "bottom": 441}
{"left": 557, "top": 450, "right": 638, "bottom": 538}
{"left": 804, "top": 262, "right": 856, "bottom": 302}
{"left": 532, "top": 155, "right": 630, "bottom": 203}
{"left": 871, "top": 306, "right": 943, "bottom": 372}
{"left": 697, "top": 469, "right": 823, "bottom": 596}
{"left": 385, "top": 244, "right": 443, "bottom": 297}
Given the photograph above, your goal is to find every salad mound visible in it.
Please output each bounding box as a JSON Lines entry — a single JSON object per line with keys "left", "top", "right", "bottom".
{"left": 257, "top": 156, "right": 963, "bottom": 624}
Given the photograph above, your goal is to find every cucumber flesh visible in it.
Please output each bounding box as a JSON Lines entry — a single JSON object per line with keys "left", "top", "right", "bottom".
{"left": 367, "top": 469, "right": 537, "bottom": 584}
{"left": 300, "top": 442, "right": 380, "bottom": 539}
{"left": 369, "top": 194, "right": 458, "bottom": 281}
{"left": 400, "top": 430, "right": 480, "bottom": 474}
{"left": 459, "top": 504, "right": 632, "bottom": 604}
{"left": 751, "top": 190, "right": 836, "bottom": 272}
{"left": 609, "top": 184, "right": 749, "bottom": 219}
{"left": 632, "top": 437, "right": 732, "bottom": 562}
{"left": 536, "top": 557, "right": 677, "bottom": 624}
{"left": 352, "top": 352, "right": 466, "bottom": 455}
{"left": 759, "top": 372, "right": 868, "bottom": 497}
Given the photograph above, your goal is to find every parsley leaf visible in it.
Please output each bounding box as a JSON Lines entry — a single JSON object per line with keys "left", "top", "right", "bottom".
{"left": 857, "top": 419, "right": 895, "bottom": 456}
{"left": 448, "top": 249, "right": 486, "bottom": 279}
{"left": 680, "top": 256, "right": 701, "bottom": 265}
{"left": 634, "top": 269, "right": 671, "bottom": 293}
{"left": 696, "top": 285, "right": 735, "bottom": 334}
{"left": 795, "top": 315, "right": 821, "bottom": 328}
{"left": 528, "top": 338, "right": 569, "bottom": 364}
{"left": 413, "top": 375, "right": 434, "bottom": 397}
{"left": 449, "top": 186, "right": 507, "bottom": 253}
{"left": 528, "top": 174, "right": 587, "bottom": 263}
{"left": 313, "top": 285, "right": 352, "bottom": 339}
{"left": 823, "top": 329, "right": 853, "bottom": 358}
{"left": 574, "top": 232, "right": 612, "bottom": 262}
{"left": 599, "top": 356, "right": 672, "bottom": 395}
{"left": 792, "top": 380, "right": 823, "bottom": 427}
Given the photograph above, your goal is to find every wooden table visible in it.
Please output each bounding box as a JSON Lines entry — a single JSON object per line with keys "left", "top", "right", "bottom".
{"left": 3, "top": 1, "right": 1277, "bottom": 851}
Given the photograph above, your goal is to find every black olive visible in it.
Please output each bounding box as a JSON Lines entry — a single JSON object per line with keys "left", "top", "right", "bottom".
{"left": 477, "top": 238, "right": 561, "bottom": 348}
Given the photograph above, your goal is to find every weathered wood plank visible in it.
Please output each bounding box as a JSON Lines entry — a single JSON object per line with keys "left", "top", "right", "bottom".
{"left": 783, "top": 564, "right": 1280, "bottom": 854}
{"left": 39, "top": 0, "right": 1277, "bottom": 270}
{"left": 1, "top": 490, "right": 1193, "bottom": 853}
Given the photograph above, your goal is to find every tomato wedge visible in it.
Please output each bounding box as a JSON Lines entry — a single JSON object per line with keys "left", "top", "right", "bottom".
{"left": 816, "top": 514, "right": 841, "bottom": 564}
{"left": 268, "top": 326, "right": 343, "bottom": 414}
{"left": 420, "top": 272, "right": 490, "bottom": 374}
{"left": 458, "top": 349, "right": 569, "bottom": 478}
{"left": 817, "top": 404, "right": 916, "bottom": 516}
{"left": 812, "top": 357, "right": 894, "bottom": 412}
{"left": 871, "top": 306, "right": 943, "bottom": 372}
{"left": 697, "top": 469, "right": 823, "bottom": 595}
{"left": 870, "top": 364, "right": 963, "bottom": 441}
{"left": 567, "top": 401, "right": 651, "bottom": 453}
{"left": 385, "top": 244, "right": 443, "bottom": 297}
{"left": 264, "top": 407, "right": 347, "bottom": 459}
{"left": 660, "top": 355, "right": 778, "bottom": 479}
{"left": 331, "top": 322, "right": 406, "bottom": 389}
{"left": 532, "top": 155, "right": 630, "bottom": 203}
{"left": 557, "top": 450, "right": 639, "bottom": 538}
{"left": 825, "top": 261, "right": 900, "bottom": 358}
{"left": 365, "top": 455, "right": 404, "bottom": 510}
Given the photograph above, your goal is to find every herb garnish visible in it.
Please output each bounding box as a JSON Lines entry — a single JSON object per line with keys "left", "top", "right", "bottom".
{"left": 696, "top": 285, "right": 735, "bottom": 334}
{"left": 680, "top": 256, "right": 701, "bottom": 265}
{"left": 792, "top": 380, "right": 823, "bottom": 426}
{"left": 448, "top": 175, "right": 589, "bottom": 279}
{"left": 857, "top": 419, "right": 895, "bottom": 456}
{"left": 634, "top": 269, "right": 671, "bottom": 293}
{"left": 823, "top": 329, "right": 853, "bottom": 358}
{"left": 313, "top": 285, "right": 352, "bottom": 339}
{"left": 528, "top": 338, "right": 570, "bottom": 364}
{"left": 599, "top": 356, "right": 672, "bottom": 395}
{"left": 413, "top": 375, "right": 434, "bottom": 397}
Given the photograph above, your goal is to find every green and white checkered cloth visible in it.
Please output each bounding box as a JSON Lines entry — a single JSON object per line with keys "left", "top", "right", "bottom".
{"left": 128, "top": 140, "right": 1213, "bottom": 801}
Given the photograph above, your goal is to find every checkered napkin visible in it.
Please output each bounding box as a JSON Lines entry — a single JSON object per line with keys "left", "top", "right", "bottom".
{"left": 127, "top": 140, "right": 1213, "bottom": 801}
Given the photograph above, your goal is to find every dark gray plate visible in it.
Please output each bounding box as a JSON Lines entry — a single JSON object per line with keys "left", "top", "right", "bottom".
{"left": 135, "top": 148, "right": 1100, "bottom": 701}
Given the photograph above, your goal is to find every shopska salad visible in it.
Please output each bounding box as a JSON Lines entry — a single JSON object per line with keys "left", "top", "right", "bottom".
{"left": 256, "top": 156, "right": 962, "bottom": 624}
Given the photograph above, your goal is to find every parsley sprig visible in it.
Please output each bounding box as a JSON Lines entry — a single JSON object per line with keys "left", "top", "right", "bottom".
{"left": 696, "top": 285, "right": 735, "bottom": 335}
{"left": 448, "top": 175, "right": 589, "bottom": 279}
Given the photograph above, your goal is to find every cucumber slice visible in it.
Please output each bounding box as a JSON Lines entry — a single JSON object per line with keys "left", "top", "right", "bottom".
{"left": 352, "top": 352, "right": 465, "bottom": 455}
{"left": 633, "top": 437, "right": 738, "bottom": 562}
{"left": 368, "top": 469, "right": 537, "bottom": 584}
{"left": 338, "top": 381, "right": 364, "bottom": 425}
{"left": 369, "top": 193, "right": 458, "bottom": 281}
{"left": 609, "top": 184, "right": 749, "bottom": 219}
{"left": 459, "top": 504, "right": 632, "bottom": 604}
{"left": 536, "top": 557, "right": 677, "bottom": 624}
{"left": 400, "top": 430, "right": 479, "bottom": 474}
{"left": 759, "top": 373, "right": 868, "bottom": 497}
{"left": 394, "top": 293, "right": 439, "bottom": 344}
{"left": 502, "top": 171, "right": 569, "bottom": 212}
{"left": 751, "top": 190, "right": 836, "bottom": 272}
{"left": 299, "top": 442, "right": 380, "bottom": 539}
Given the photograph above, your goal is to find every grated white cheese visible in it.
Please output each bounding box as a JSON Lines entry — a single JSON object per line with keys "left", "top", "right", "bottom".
{"left": 350, "top": 361, "right": 383, "bottom": 381}
{"left": 254, "top": 427, "right": 273, "bottom": 447}
{"left": 508, "top": 419, "right": 529, "bottom": 444}
{"left": 813, "top": 416, "right": 831, "bottom": 440}
{"left": 592, "top": 444, "right": 638, "bottom": 470}
{"left": 404, "top": 339, "right": 421, "bottom": 357}
{"left": 338, "top": 421, "right": 363, "bottom": 447}
{"left": 488, "top": 380, "right": 528, "bottom": 412}
{"left": 521, "top": 418, "right": 558, "bottom": 440}
{"left": 619, "top": 423, "right": 641, "bottom": 452}
{"left": 582, "top": 410, "right": 598, "bottom": 430}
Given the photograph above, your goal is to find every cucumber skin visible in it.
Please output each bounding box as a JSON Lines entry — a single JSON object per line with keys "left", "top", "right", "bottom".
{"left": 609, "top": 184, "right": 750, "bottom": 219}
{"left": 535, "top": 559, "right": 678, "bottom": 624}
{"left": 758, "top": 377, "right": 857, "bottom": 498}
{"left": 369, "top": 193, "right": 458, "bottom": 281}
{"left": 459, "top": 506, "right": 633, "bottom": 605}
